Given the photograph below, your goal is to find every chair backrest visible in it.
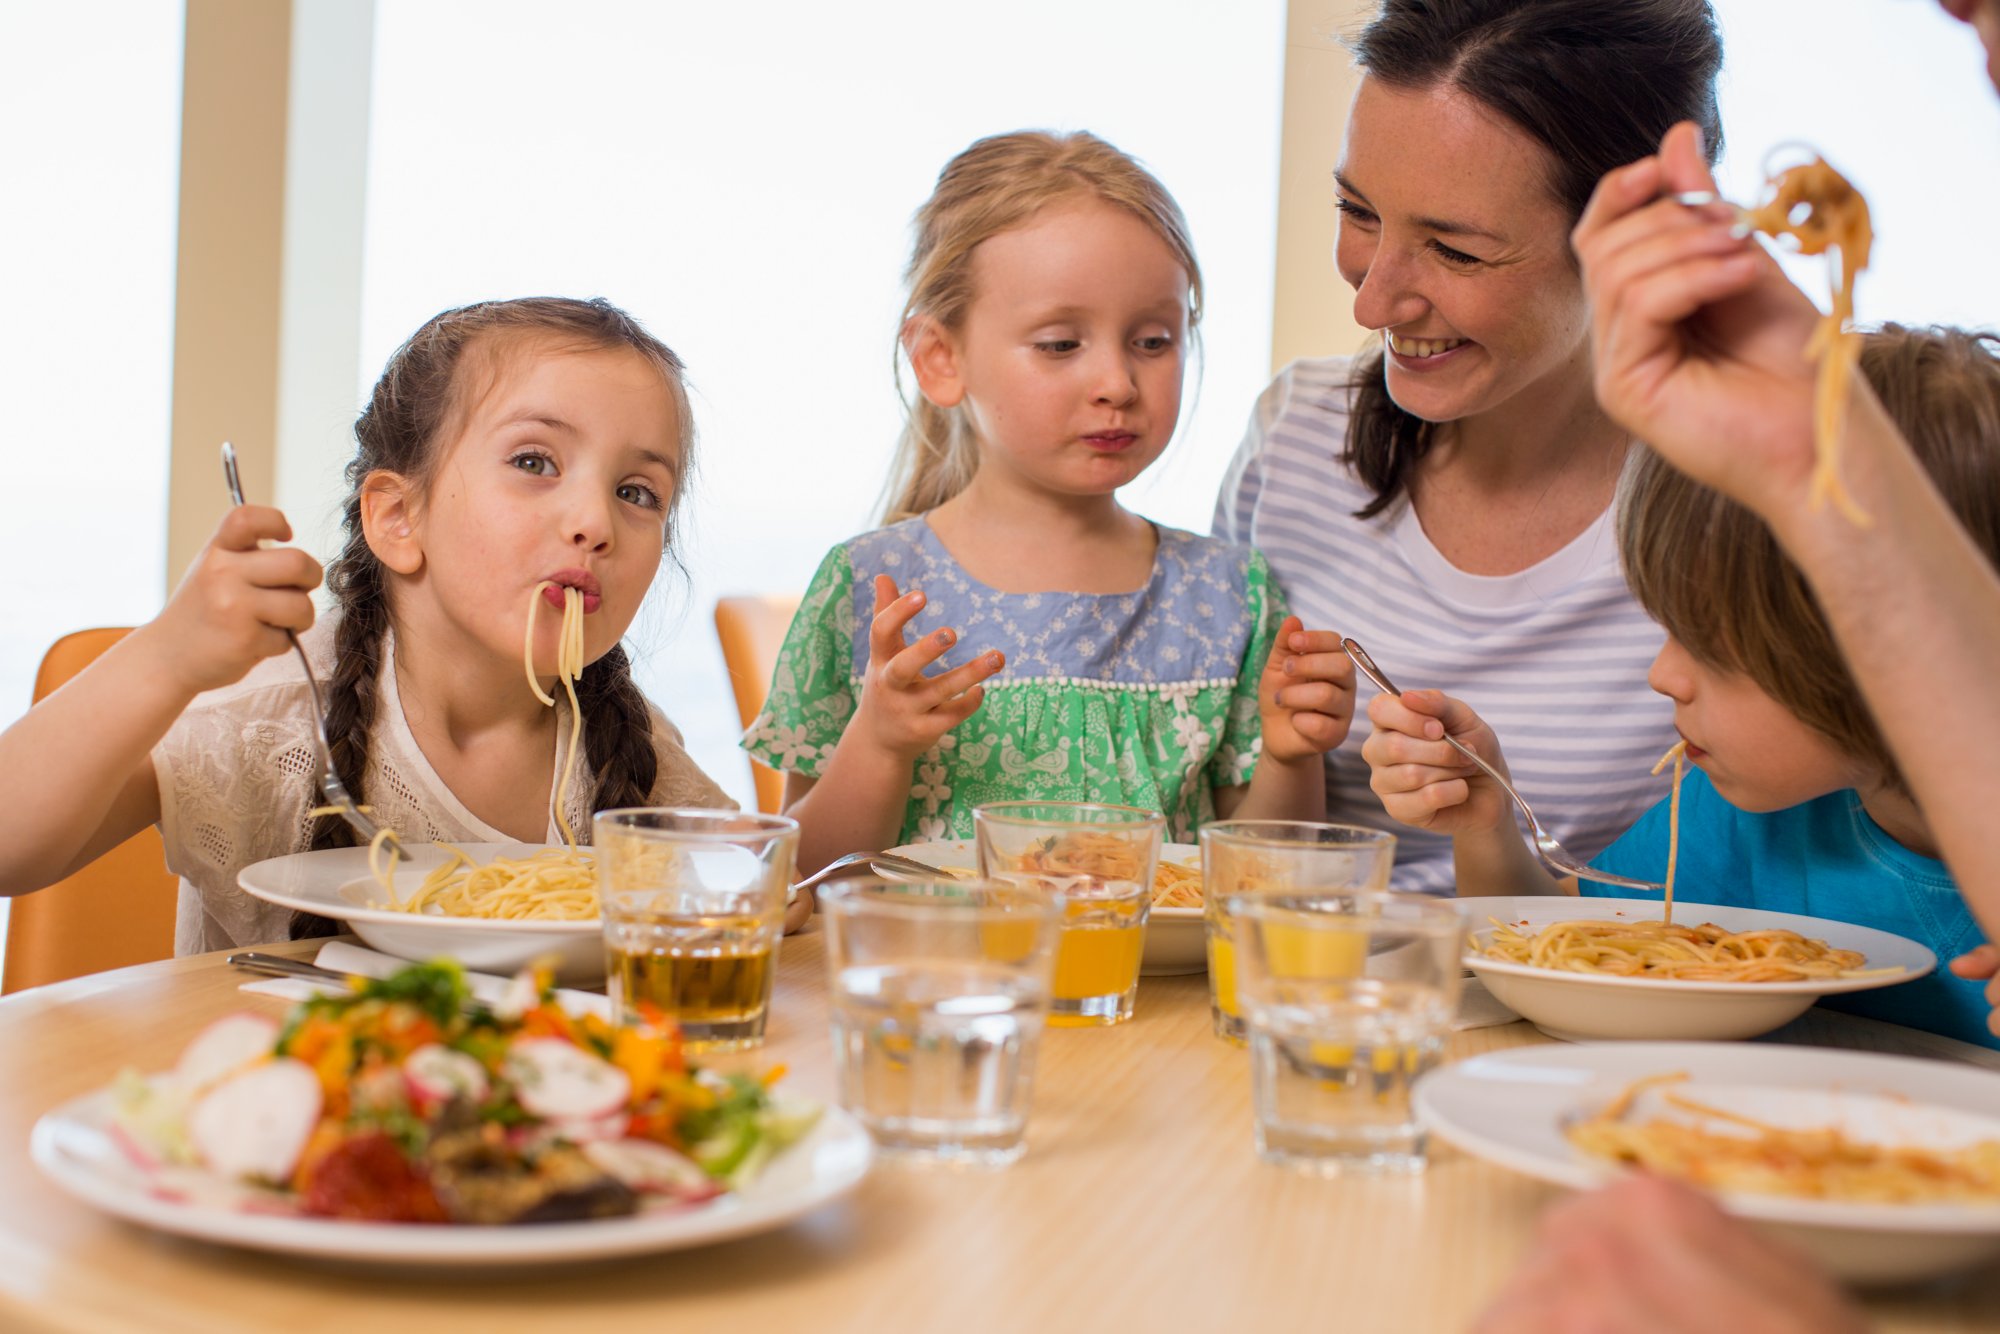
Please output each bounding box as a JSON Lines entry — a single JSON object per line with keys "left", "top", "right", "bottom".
{"left": 712, "top": 595, "right": 802, "bottom": 814}
{"left": 2, "top": 629, "right": 179, "bottom": 994}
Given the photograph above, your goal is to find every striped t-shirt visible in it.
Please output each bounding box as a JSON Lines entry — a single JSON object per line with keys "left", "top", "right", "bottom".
{"left": 1212, "top": 356, "right": 1677, "bottom": 895}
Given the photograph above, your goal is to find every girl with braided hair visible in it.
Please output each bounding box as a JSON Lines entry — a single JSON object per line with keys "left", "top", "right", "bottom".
{"left": 0, "top": 296, "right": 731, "bottom": 951}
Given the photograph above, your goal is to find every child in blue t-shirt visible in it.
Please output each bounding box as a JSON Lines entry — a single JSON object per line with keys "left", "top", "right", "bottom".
{"left": 1359, "top": 324, "right": 2000, "bottom": 1048}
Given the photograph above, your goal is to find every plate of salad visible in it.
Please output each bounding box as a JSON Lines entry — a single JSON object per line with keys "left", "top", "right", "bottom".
{"left": 30, "top": 962, "right": 870, "bottom": 1265}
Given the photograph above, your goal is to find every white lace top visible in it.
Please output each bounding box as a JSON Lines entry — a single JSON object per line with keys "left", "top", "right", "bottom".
{"left": 151, "top": 620, "right": 733, "bottom": 954}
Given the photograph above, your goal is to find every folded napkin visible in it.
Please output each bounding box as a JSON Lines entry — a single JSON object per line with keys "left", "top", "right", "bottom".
{"left": 237, "top": 940, "right": 611, "bottom": 1020}
{"left": 1452, "top": 976, "right": 1519, "bottom": 1031}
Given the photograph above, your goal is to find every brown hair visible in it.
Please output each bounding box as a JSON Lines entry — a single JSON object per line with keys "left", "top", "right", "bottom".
{"left": 881, "top": 129, "right": 1203, "bottom": 523}
{"left": 1341, "top": 0, "right": 1725, "bottom": 518}
{"left": 1619, "top": 324, "right": 2000, "bottom": 788}
{"left": 296, "top": 297, "right": 694, "bottom": 937}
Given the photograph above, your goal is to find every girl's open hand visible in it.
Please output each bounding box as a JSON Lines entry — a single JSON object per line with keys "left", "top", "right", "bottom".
{"left": 143, "top": 505, "right": 322, "bottom": 695}
{"left": 1258, "top": 618, "right": 1353, "bottom": 762}
{"left": 1361, "top": 688, "right": 1510, "bottom": 835}
{"left": 1573, "top": 121, "right": 1826, "bottom": 520}
{"left": 852, "top": 575, "right": 1004, "bottom": 762}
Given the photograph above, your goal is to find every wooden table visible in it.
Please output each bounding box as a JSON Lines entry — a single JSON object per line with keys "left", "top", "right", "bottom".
{"left": 1, "top": 931, "right": 1997, "bottom": 1333}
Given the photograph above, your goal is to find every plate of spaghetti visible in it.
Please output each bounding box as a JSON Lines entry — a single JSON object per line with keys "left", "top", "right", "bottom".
{"left": 239, "top": 841, "right": 607, "bottom": 982}
{"left": 1414, "top": 1042, "right": 2000, "bottom": 1282}
{"left": 1463, "top": 896, "right": 1932, "bottom": 1042}
{"left": 884, "top": 839, "right": 1207, "bottom": 975}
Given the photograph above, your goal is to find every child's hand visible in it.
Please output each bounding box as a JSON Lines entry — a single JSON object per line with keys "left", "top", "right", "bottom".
{"left": 851, "top": 575, "right": 1004, "bottom": 762}
{"left": 1361, "top": 688, "right": 1511, "bottom": 835}
{"left": 1949, "top": 944, "right": 2000, "bottom": 1040}
{"left": 1258, "top": 618, "right": 1354, "bottom": 762}
{"left": 142, "top": 505, "right": 322, "bottom": 695}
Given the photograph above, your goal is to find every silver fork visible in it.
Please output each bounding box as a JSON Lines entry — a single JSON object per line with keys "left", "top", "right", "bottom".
{"left": 1341, "top": 638, "right": 1664, "bottom": 893}
{"left": 220, "top": 442, "right": 403, "bottom": 859}
{"left": 790, "top": 849, "right": 962, "bottom": 894}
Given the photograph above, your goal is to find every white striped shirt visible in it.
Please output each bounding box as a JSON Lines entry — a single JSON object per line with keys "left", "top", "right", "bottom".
{"left": 1212, "top": 357, "right": 1677, "bottom": 895}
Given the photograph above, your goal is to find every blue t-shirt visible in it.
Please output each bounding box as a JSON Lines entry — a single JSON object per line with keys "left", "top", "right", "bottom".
{"left": 1588, "top": 769, "right": 1993, "bottom": 1049}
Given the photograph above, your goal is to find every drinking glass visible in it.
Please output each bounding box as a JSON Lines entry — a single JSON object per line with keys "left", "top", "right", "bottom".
{"left": 820, "top": 877, "right": 1061, "bottom": 1167}
{"left": 972, "top": 801, "right": 1164, "bottom": 1026}
{"left": 1226, "top": 891, "right": 1464, "bottom": 1175}
{"left": 594, "top": 808, "right": 799, "bottom": 1051}
{"left": 1199, "top": 822, "right": 1397, "bottom": 1043}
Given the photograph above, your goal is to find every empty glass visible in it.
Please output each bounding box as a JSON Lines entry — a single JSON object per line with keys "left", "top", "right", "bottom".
{"left": 820, "top": 877, "right": 1061, "bottom": 1167}
{"left": 1199, "top": 822, "right": 1397, "bottom": 1043}
{"left": 973, "top": 801, "right": 1164, "bottom": 1026}
{"left": 1226, "top": 890, "right": 1463, "bottom": 1175}
{"left": 594, "top": 808, "right": 798, "bottom": 1051}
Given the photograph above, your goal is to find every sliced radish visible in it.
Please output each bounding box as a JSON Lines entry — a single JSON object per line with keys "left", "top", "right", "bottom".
{"left": 404, "top": 1044, "right": 489, "bottom": 1108}
{"left": 189, "top": 1058, "right": 323, "bottom": 1184}
{"left": 108, "top": 1121, "right": 163, "bottom": 1172}
{"left": 174, "top": 1013, "right": 280, "bottom": 1092}
{"left": 504, "top": 1038, "right": 630, "bottom": 1120}
{"left": 582, "top": 1139, "right": 722, "bottom": 1203}
{"left": 547, "top": 1110, "right": 629, "bottom": 1145}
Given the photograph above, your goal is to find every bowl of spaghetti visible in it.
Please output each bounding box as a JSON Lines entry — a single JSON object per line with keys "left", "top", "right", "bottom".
{"left": 239, "top": 841, "right": 606, "bottom": 983}
{"left": 883, "top": 839, "right": 1207, "bottom": 975}
{"left": 1415, "top": 1042, "right": 2000, "bottom": 1282}
{"left": 1462, "top": 896, "right": 1933, "bottom": 1042}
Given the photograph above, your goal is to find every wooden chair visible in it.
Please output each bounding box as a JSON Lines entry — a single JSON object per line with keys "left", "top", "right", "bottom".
{"left": 2, "top": 629, "right": 178, "bottom": 994}
{"left": 713, "top": 595, "right": 802, "bottom": 814}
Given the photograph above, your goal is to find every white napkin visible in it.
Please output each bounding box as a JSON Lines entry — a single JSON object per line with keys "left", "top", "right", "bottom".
{"left": 1452, "top": 975, "right": 1519, "bottom": 1031}
{"left": 237, "top": 940, "right": 611, "bottom": 1020}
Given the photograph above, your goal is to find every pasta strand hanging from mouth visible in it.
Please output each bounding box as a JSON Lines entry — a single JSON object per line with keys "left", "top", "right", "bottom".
{"left": 380, "top": 581, "right": 600, "bottom": 920}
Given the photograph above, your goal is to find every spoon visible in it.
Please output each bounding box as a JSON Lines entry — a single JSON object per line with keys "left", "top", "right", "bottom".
{"left": 1341, "top": 638, "right": 1666, "bottom": 893}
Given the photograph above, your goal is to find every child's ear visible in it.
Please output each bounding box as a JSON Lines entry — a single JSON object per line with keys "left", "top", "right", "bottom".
{"left": 359, "top": 469, "right": 424, "bottom": 576}
{"left": 905, "top": 316, "right": 966, "bottom": 409}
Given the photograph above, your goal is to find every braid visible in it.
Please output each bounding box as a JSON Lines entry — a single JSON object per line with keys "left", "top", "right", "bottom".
{"left": 574, "top": 644, "right": 659, "bottom": 817}
{"left": 294, "top": 499, "right": 393, "bottom": 939}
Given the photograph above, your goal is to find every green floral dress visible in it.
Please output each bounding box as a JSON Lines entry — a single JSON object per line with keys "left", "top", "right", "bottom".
{"left": 742, "top": 518, "right": 1285, "bottom": 843}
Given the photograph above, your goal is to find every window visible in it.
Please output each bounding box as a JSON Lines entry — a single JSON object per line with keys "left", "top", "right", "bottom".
{"left": 0, "top": 3, "right": 182, "bottom": 961}
{"left": 1712, "top": 0, "right": 2000, "bottom": 330}
{"left": 362, "top": 0, "right": 1287, "bottom": 805}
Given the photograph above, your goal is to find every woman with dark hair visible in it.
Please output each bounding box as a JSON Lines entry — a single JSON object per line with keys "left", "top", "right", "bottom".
{"left": 1215, "top": 0, "right": 1724, "bottom": 893}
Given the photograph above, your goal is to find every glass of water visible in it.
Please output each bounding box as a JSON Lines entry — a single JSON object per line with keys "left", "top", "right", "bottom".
{"left": 1200, "top": 822, "right": 1397, "bottom": 1043}
{"left": 594, "top": 808, "right": 799, "bottom": 1052}
{"left": 972, "top": 801, "right": 1164, "bottom": 1027}
{"left": 819, "top": 876, "right": 1061, "bottom": 1168}
{"left": 1225, "top": 890, "right": 1463, "bottom": 1175}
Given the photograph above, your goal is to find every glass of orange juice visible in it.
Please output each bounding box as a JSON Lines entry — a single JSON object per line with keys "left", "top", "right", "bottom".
{"left": 1227, "top": 890, "right": 1463, "bottom": 1174}
{"left": 972, "top": 801, "right": 1164, "bottom": 1027}
{"left": 1199, "top": 822, "right": 1397, "bottom": 1043}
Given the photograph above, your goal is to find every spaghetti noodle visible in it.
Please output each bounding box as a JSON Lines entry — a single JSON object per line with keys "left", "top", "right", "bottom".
{"left": 1472, "top": 741, "right": 1884, "bottom": 982}
{"left": 382, "top": 582, "right": 599, "bottom": 920}
{"left": 1010, "top": 832, "right": 1201, "bottom": 907}
{"left": 1569, "top": 1073, "right": 2000, "bottom": 1204}
{"left": 1479, "top": 916, "right": 1871, "bottom": 982}
{"left": 1741, "top": 156, "right": 1873, "bottom": 525}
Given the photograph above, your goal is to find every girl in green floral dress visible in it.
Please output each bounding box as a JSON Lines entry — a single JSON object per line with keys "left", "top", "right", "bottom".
{"left": 744, "top": 130, "right": 1356, "bottom": 877}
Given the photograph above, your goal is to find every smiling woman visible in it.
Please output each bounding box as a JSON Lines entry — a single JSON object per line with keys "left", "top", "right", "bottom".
{"left": 1215, "top": 0, "right": 1725, "bottom": 895}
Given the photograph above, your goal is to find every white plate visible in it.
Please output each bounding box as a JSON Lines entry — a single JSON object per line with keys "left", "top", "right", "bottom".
{"left": 1415, "top": 1042, "right": 2000, "bottom": 1283}
{"left": 238, "top": 843, "right": 606, "bottom": 983}
{"left": 885, "top": 840, "right": 1207, "bottom": 976}
{"left": 1463, "top": 896, "right": 1934, "bottom": 1042}
{"left": 31, "top": 1087, "right": 871, "bottom": 1267}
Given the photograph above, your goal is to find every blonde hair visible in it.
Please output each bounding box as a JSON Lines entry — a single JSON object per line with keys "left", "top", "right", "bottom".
{"left": 1619, "top": 324, "right": 2000, "bottom": 789}
{"left": 881, "top": 130, "right": 1203, "bottom": 524}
